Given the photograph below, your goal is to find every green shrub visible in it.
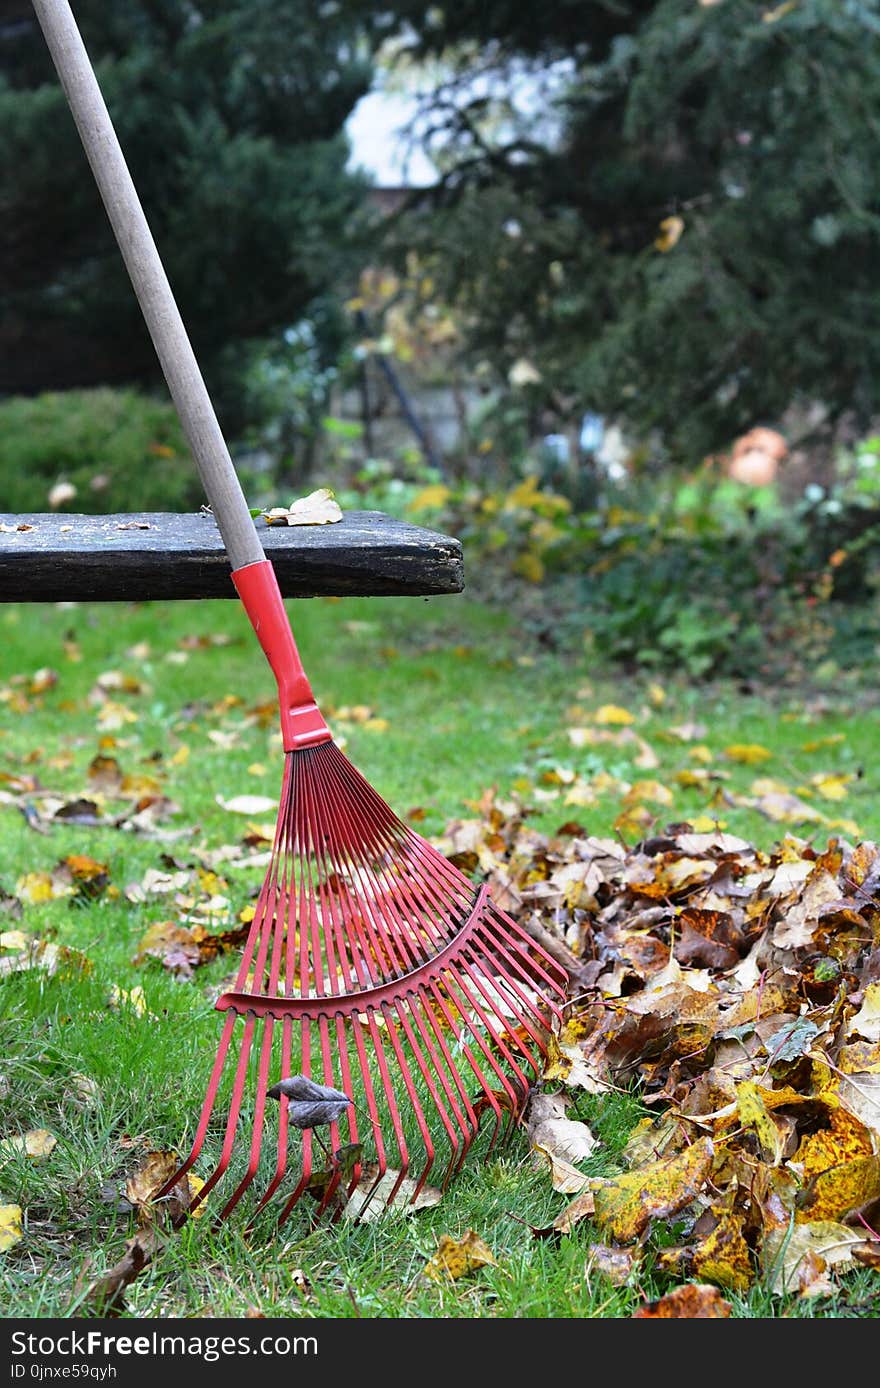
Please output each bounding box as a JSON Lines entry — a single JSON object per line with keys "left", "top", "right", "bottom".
{"left": 404, "top": 460, "right": 880, "bottom": 685}
{"left": 0, "top": 388, "right": 203, "bottom": 514}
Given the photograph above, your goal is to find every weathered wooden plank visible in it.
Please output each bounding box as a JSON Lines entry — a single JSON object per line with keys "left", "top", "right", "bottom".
{"left": 0, "top": 511, "right": 464, "bottom": 602}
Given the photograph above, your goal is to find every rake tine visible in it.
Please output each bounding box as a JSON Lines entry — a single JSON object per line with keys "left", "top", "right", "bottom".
{"left": 381, "top": 1002, "right": 437, "bottom": 1194}
{"left": 468, "top": 927, "right": 559, "bottom": 1063}
{"left": 169, "top": 1015, "right": 258, "bottom": 1220}
{"left": 215, "top": 1015, "right": 277, "bottom": 1224}
{"left": 154, "top": 1011, "right": 238, "bottom": 1219}
{"left": 402, "top": 999, "right": 477, "bottom": 1186}
{"left": 364, "top": 1010, "right": 410, "bottom": 1208}
{"left": 424, "top": 979, "right": 517, "bottom": 1151}
{"left": 273, "top": 1026, "right": 320, "bottom": 1229}
{"left": 245, "top": 1016, "right": 293, "bottom": 1231}
{"left": 444, "top": 959, "right": 534, "bottom": 1094}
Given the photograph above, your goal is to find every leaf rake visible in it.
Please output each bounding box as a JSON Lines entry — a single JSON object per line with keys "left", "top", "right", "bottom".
{"left": 34, "top": 0, "right": 568, "bottom": 1226}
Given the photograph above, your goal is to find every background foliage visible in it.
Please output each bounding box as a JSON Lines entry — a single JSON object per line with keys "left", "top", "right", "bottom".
{"left": 0, "top": 0, "right": 376, "bottom": 429}
{"left": 379, "top": 0, "right": 880, "bottom": 460}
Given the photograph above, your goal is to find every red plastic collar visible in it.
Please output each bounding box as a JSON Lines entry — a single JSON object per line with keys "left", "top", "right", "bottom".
{"left": 232, "top": 560, "right": 332, "bottom": 751}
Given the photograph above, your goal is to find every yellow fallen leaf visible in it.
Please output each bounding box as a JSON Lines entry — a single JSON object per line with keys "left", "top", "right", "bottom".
{"left": 724, "top": 744, "right": 772, "bottom": 764}
{"left": 827, "top": 817, "right": 862, "bottom": 837}
{"left": 562, "top": 781, "right": 599, "bottom": 808}
{"left": 624, "top": 779, "right": 674, "bottom": 806}
{"left": 654, "top": 215, "right": 684, "bottom": 252}
{"left": 96, "top": 701, "right": 138, "bottom": 730}
{"left": 613, "top": 804, "right": 655, "bottom": 840}
{"left": 593, "top": 1137, "right": 714, "bottom": 1243}
{"left": 15, "top": 872, "right": 70, "bottom": 903}
{"left": 0, "top": 1204, "right": 23, "bottom": 1251}
{"left": 186, "top": 1173, "right": 207, "bottom": 1219}
{"left": 0, "top": 1129, "right": 57, "bottom": 1161}
{"left": 108, "top": 984, "right": 147, "bottom": 1017}
{"left": 424, "top": 1230, "right": 497, "bottom": 1281}
{"left": 798, "top": 1154, "right": 880, "bottom": 1224}
{"left": 811, "top": 772, "right": 852, "bottom": 802}
{"left": 802, "top": 734, "right": 845, "bottom": 753}
{"left": 692, "top": 1205, "right": 753, "bottom": 1292}
{"left": 736, "top": 1080, "right": 785, "bottom": 1164}
{"left": 674, "top": 768, "right": 712, "bottom": 787}
{"left": 594, "top": 704, "right": 635, "bottom": 725}
{"left": 847, "top": 984, "right": 880, "bottom": 1043}
{"left": 0, "top": 930, "right": 28, "bottom": 952}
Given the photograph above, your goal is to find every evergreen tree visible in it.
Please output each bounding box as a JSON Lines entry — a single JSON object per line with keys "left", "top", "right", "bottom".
{"left": 380, "top": 0, "right": 880, "bottom": 459}
{"left": 0, "top": 0, "right": 377, "bottom": 425}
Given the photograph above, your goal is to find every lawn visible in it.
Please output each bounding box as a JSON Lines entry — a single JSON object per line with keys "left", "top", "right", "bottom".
{"left": 1, "top": 588, "right": 879, "bottom": 1317}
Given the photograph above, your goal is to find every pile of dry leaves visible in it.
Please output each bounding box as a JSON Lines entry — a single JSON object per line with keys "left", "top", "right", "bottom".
{"left": 438, "top": 791, "right": 880, "bottom": 1301}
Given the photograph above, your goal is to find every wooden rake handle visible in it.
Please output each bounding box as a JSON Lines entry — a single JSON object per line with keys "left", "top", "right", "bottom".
{"left": 30, "top": 0, "right": 265, "bottom": 574}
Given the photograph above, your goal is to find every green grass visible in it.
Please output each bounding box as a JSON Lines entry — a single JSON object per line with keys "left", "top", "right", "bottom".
{"left": 1, "top": 591, "right": 879, "bottom": 1318}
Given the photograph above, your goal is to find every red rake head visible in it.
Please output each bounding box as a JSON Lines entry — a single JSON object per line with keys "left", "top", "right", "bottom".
{"left": 160, "top": 741, "right": 568, "bottom": 1228}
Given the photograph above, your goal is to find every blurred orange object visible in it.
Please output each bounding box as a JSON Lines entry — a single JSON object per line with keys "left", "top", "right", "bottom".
{"left": 728, "top": 427, "right": 787, "bottom": 485}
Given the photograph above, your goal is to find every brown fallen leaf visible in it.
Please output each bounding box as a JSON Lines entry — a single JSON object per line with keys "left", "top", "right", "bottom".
{"left": 132, "top": 920, "right": 248, "bottom": 978}
{"left": 852, "top": 1242, "right": 880, "bottom": 1270}
{"left": 526, "top": 1090, "right": 598, "bottom": 1165}
{"left": 796, "top": 1248, "right": 835, "bottom": 1298}
{"left": 633, "top": 1283, "right": 732, "bottom": 1317}
{"left": 532, "top": 1142, "right": 596, "bottom": 1195}
{"left": 342, "top": 1166, "right": 442, "bottom": 1223}
{"left": 587, "top": 1242, "right": 640, "bottom": 1286}
{"left": 552, "top": 1188, "right": 598, "bottom": 1235}
{"left": 763, "top": 1220, "right": 866, "bottom": 1295}
{"left": 81, "top": 1227, "right": 162, "bottom": 1316}
{"left": 124, "top": 1149, "right": 203, "bottom": 1224}
{"left": 424, "top": 1230, "right": 497, "bottom": 1281}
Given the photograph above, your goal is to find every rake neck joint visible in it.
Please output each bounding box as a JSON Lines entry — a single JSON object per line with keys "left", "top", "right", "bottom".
{"left": 232, "top": 559, "right": 332, "bottom": 752}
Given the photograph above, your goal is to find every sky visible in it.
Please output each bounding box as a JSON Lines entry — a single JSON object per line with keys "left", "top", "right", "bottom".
{"left": 345, "top": 58, "right": 573, "bottom": 189}
{"left": 345, "top": 88, "right": 439, "bottom": 187}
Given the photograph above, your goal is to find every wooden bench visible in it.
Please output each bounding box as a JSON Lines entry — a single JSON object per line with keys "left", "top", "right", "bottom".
{"left": 0, "top": 511, "right": 463, "bottom": 602}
